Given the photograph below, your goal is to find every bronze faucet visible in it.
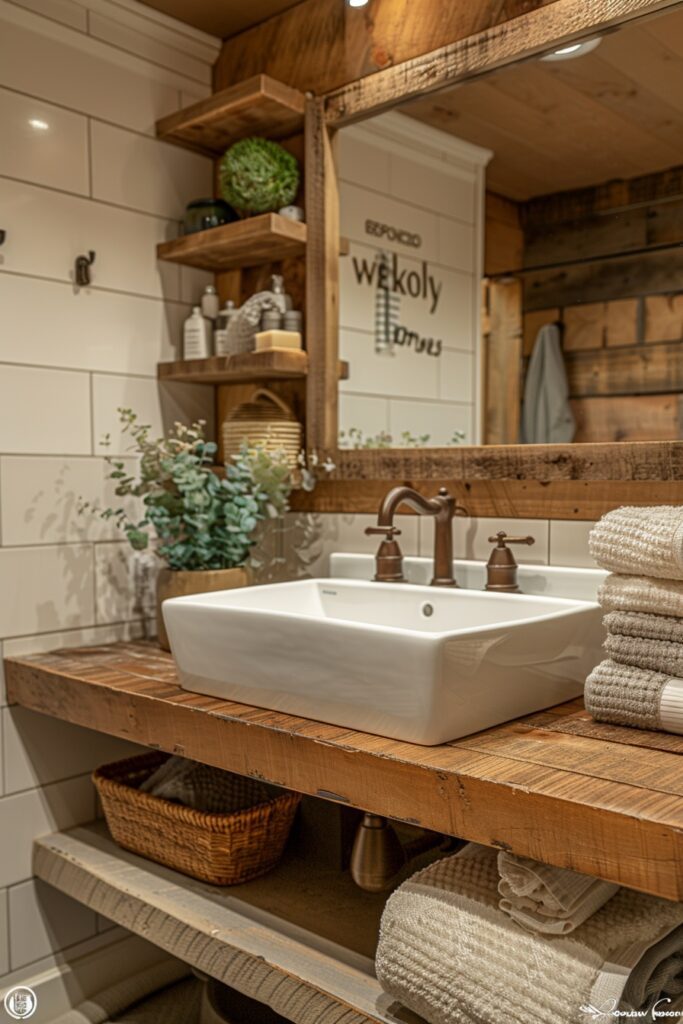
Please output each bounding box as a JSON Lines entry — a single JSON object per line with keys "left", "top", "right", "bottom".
{"left": 365, "top": 485, "right": 465, "bottom": 587}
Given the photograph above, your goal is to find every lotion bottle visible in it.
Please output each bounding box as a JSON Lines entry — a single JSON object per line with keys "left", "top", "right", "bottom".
{"left": 200, "top": 284, "right": 220, "bottom": 322}
{"left": 183, "top": 306, "right": 211, "bottom": 359}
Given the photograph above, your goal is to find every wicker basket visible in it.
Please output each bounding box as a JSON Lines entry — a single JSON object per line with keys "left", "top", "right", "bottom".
{"left": 221, "top": 388, "right": 301, "bottom": 468}
{"left": 93, "top": 752, "right": 301, "bottom": 886}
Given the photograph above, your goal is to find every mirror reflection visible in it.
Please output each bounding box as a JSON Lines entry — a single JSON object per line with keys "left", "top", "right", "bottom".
{"left": 337, "top": 7, "right": 683, "bottom": 447}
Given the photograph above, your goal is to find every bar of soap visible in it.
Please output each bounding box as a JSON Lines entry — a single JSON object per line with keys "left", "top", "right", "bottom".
{"left": 254, "top": 330, "right": 302, "bottom": 351}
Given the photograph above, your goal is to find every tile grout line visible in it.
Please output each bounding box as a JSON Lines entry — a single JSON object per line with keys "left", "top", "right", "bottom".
{"left": 0, "top": 168, "right": 194, "bottom": 227}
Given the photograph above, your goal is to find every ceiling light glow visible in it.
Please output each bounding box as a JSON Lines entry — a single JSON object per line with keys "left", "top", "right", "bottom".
{"left": 347, "top": 0, "right": 369, "bottom": 7}
{"left": 28, "top": 118, "right": 49, "bottom": 131}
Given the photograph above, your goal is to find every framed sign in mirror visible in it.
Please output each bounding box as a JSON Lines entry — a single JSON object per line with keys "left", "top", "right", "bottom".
{"left": 301, "top": 0, "right": 683, "bottom": 518}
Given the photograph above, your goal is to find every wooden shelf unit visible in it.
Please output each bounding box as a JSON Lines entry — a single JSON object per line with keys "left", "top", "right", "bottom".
{"left": 157, "top": 214, "right": 307, "bottom": 273}
{"left": 7, "top": 640, "right": 683, "bottom": 902}
{"left": 156, "top": 75, "right": 306, "bottom": 158}
{"left": 34, "top": 824, "right": 399, "bottom": 1024}
{"left": 158, "top": 349, "right": 309, "bottom": 384}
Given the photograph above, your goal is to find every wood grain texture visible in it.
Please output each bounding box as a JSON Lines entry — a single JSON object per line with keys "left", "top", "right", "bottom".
{"left": 158, "top": 350, "right": 309, "bottom": 384}
{"left": 33, "top": 825, "right": 398, "bottom": 1024}
{"left": 323, "top": 0, "right": 682, "bottom": 126}
{"left": 156, "top": 76, "right": 305, "bottom": 158}
{"left": 214, "top": 0, "right": 558, "bottom": 97}
{"left": 566, "top": 341, "right": 683, "bottom": 397}
{"left": 483, "top": 279, "right": 522, "bottom": 444}
{"left": 157, "top": 215, "right": 307, "bottom": 272}
{"left": 8, "top": 641, "right": 683, "bottom": 899}
{"left": 305, "top": 98, "right": 339, "bottom": 452}
{"left": 290, "top": 478, "right": 683, "bottom": 519}
{"left": 572, "top": 394, "right": 683, "bottom": 442}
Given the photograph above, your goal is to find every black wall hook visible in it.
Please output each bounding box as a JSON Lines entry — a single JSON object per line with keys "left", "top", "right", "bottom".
{"left": 0, "top": 230, "right": 6, "bottom": 246}
{"left": 75, "top": 250, "right": 95, "bottom": 287}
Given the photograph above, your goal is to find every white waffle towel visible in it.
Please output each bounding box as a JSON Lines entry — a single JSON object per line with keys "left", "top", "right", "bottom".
{"left": 498, "top": 851, "right": 618, "bottom": 935}
{"left": 599, "top": 574, "right": 683, "bottom": 617}
{"left": 589, "top": 507, "right": 683, "bottom": 580}
{"left": 376, "top": 844, "right": 683, "bottom": 1024}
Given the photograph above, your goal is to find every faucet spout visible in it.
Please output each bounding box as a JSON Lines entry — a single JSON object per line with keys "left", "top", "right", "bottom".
{"left": 369, "top": 485, "right": 463, "bottom": 587}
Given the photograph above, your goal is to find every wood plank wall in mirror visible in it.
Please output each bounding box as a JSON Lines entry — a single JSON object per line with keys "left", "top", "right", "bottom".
{"left": 332, "top": 4, "right": 683, "bottom": 453}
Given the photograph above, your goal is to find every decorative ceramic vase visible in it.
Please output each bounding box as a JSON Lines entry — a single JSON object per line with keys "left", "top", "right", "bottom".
{"left": 156, "top": 566, "right": 251, "bottom": 651}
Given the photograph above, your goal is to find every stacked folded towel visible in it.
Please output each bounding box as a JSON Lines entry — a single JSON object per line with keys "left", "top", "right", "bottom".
{"left": 497, "top": 850, "right": 618, "bottom": 935}
{"left": 376, "top": 844, "right": 683, "bottom": 1024}
{"left": 585, "top": 506, "right": 683, "bottom": 734}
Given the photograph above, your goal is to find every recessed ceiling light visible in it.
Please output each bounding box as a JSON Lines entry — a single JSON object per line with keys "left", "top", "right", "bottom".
{"left": 28, "top": 118, "right": 49, "bottom": 130}
{"left": 540, "top": 37, "right": 601, "bottom": 61}
{"left": 347, "top": 0, "right": 369, "bottom": 7}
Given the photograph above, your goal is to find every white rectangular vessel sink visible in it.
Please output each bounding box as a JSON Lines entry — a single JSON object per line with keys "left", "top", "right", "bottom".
{"left": 164, "top": 576, "right": 603, "bottom": 746}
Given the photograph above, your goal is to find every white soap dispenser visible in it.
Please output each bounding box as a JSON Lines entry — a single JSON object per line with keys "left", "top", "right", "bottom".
{"left": 183, "top": 306, "right": 211, "bottom": 359}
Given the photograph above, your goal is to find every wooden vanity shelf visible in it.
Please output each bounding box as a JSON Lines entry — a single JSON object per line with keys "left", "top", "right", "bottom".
{"left": 7, "top": 641, "right": 683, "bottom": 903}
{"left": 35, "top": 823, "right": 397, "bottom": 1024}
{"left": 156, "top": 75, "right": 305, "bottom": 158}
{"left": 157, "top": 214, "right": 307, "bottom": 272}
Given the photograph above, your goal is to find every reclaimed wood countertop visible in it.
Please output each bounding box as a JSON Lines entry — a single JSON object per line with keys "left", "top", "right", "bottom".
{"left": 6, "top": 640, "right": 683, "bottom": 901}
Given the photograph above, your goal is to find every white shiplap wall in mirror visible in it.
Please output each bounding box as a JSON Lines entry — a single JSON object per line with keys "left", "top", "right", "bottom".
{"left": 338, "top": 112, "right": 491, "bottom": 446}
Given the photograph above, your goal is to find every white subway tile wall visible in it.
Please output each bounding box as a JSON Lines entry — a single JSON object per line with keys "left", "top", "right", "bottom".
{"left": 337, "top": 114, "right": 489, "bottom": 447}
{"left": 0, "top": 0, "right": 220, "bottom": 990}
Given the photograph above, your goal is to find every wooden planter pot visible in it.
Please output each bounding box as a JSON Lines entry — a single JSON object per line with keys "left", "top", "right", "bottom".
{"left": 156, "top": 566, "right": 251, "bottom": 651}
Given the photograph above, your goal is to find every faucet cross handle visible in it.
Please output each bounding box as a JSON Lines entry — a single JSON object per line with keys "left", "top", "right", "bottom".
{"left": 365, "top": 525, "right": 402, "bottom": 538}
{"left": 488, "top": 530, "right": 535, "bottom": 548}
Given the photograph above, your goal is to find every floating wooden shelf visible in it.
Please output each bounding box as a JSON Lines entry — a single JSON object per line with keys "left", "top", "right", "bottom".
{"left": 157, "top": 214, "right": 307, "bottom": 272}
{"left": 158, "top": 350, "right": 349, "bottom": 385}
{"left": 156, "top": 74, "right": 306, "bottom": 158}
{"left": 8, "top": 641, "right": 683, "bottom": 900}
{"left": 158, "top": 349, "right": 309, "bottom": 384}
{"left": 35, "top": 824, "right": 401, "bottom": 1024}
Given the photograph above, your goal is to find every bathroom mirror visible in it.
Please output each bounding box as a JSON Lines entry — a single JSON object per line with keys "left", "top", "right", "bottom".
{"left": 330, "top": 2, "right": 683, "bottom": 451}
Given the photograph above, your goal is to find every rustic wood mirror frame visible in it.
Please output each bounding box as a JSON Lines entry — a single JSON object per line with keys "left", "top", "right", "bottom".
{"left": 296, "top": 0, "right": 683, "bottom": 521}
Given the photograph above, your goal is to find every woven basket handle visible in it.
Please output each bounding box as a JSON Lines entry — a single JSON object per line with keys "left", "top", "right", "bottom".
{"left": 249, "top": 387, "right": 293, "bottom": 417}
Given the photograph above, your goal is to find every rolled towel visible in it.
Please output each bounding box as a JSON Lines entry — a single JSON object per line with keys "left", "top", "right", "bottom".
{"left": 376, "top": 844, "right": 683, "bottom": 1024}
{"left": 599, "top": 574, "right": 683, "bottom": 617}
{"left": 589, "top": 507, "right": 683, "bottom": 580}
{"left": 497, "top": 851, "right": 618, "bottom": 935}
{"left": 585, "top": 659, "right": 683, "bottom": 734}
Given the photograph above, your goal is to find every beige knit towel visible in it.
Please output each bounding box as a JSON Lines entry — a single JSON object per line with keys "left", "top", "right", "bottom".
{"left": 599, "top": 574, "right": 683, "bottom": 617}
{"left": 376, "top": 844, "right": 683, "bottom": 1024}
{"left": 605, "top": 632, "right": 683, "bottom": 677}
{"left": 605, "top": 610, "right": 683, "bottom": 643}
{"left": 497, "top": 851, "right": 618, "bottom": 935}
{"left": 585, "top": 659, "right": 683, "bottom": 734}
{"left": 589, "top": 507, "right": 683, "bottom": 580}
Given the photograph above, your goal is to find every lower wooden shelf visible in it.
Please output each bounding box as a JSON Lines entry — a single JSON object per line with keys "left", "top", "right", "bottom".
{"left": 34, "top": 823, "right": 416, "bottom": 1024}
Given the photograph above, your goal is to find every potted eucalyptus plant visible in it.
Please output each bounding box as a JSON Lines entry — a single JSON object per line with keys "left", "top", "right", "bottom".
{"left": 91, "top": 409, "right": 292, "bottom": 650}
